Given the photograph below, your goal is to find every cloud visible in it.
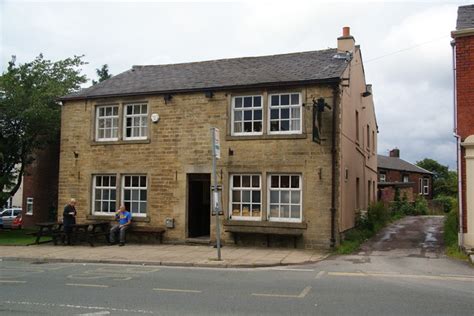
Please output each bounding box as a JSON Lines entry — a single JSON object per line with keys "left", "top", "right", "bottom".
{"left": 1, "top": 0, "right": 466, "bottom": 168}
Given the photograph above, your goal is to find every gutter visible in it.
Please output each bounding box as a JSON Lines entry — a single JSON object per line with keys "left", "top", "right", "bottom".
{"left": 330, "top": 84, "right": 339, "bottom": 248}
{"left": 58, "top": 77, "right": 342, "bottom": 102}
{"left": 451, "top": 39, "right": 464, "bottom": 248}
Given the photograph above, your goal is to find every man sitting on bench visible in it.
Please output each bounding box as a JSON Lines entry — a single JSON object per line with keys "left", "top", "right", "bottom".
{"left": 109, "top": 205, "right": 131, "bottom": 246}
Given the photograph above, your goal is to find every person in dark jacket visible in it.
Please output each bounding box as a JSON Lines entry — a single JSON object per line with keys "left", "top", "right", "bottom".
{"left": 62, "top": 198, "right": 77, "bottom": 245}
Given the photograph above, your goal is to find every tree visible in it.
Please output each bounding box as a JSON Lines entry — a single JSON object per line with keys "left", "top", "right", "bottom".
{"left": 92, "top": 64, "right": 112, "bottom": 85}
{"left": 0, "top": 54, "right": 87, "bottom": 207}
{"left": 416, "top": 158, "right": 457, "bottom": 197}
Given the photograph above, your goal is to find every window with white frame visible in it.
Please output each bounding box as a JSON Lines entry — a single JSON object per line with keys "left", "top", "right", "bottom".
{"left": 92, "top": 175, "right": 117, "bottom": 214}
{"left": 122, "top": 175, "right": 147, "bottom": 216}
{"left": 232, "top": 96, "right": 263, "bottom": 135}
{"left": 26, "top": 197, "right": 33, "bottom": 215}
{"left": 269, "top": 93, "right": 302, "bottom": 134}
{"left": 96, "top": 105, "right": 119, "bottom": 141}
{"left": 230, "top": 174, "right": 261, "bottom": 219}
{"left": 124, "top": 103, "right": 148, "bottom": 140}
{"left": 403, "top": 175, "right": 409, "bottom": 183}
{"left": 380, "top": 173, "right": 386, "bottom": 182}
{"left": 268, "top": 174, "right": 302, "bottom": 222}
{"left": 422, "top": 178, "right": 430, "bottom": 195}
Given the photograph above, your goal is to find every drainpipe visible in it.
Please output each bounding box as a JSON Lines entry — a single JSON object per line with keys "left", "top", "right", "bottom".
{"left": 451, "top": 39, "right": 464, "bottom": 248}
{"left": 330, "top": 85, "right": 339, "bottom": 248}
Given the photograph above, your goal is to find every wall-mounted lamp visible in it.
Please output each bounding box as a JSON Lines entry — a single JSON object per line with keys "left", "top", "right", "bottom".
{"left": 164, "top": 94, "right": 173, "bottom": 104}
{"left": 205, "top": 91, "right": 214, "bottom": 98}
{"left": 151, "top": 113, "right": 160, "bottom": 123}
{"left": 73, "top": 151, "right": 79, "bottom": 159}
{"left": 362, "top": 84, "right": 372, "bottom": 97}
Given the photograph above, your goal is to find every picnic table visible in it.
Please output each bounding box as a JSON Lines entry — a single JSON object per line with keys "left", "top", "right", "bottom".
{"left": 29, "top": 221, "right": 111, "bottom": 247}
{"left": 29, "top": 222, "right": 63, "bottom": 245}
{"left": 87, "top": 221, "right": 110, "bottom": 246}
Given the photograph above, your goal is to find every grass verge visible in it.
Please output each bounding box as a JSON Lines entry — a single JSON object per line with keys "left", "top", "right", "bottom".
{"left": 336, "top": 202, "right": 390, "bottom": 254}
{"left": 444, "top": 210, "right": 468, "bottom": 261}
{"left": 0, "top": 228, "right": 41, "bottom": 245}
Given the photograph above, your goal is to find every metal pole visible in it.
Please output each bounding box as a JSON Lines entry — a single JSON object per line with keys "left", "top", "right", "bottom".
{"left": 211, "top": 128, "right": 222, "bottom": 260}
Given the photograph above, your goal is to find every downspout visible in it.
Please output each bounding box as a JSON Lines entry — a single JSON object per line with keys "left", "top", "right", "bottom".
{"left": 330, "top": 84, "right": 339, "bottom": 248}
{"left": 451, "top": 39, "right": 464, "bottom": 248}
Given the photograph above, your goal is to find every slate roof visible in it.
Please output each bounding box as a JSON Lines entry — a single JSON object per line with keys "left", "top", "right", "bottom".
{"left": 61, "top": 48, "right": 349, "bottom": 101}
{"left": 377, "top": 155, "right": 433, "bottom": 175}
{"left": 457, "top": 4, "right": 474, "bottom": 30}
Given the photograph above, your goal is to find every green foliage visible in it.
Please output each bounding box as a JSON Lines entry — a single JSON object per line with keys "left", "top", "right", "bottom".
{"left": 413, "top": 196, "right": 428, "bottom": 215}
{"left": 443, "top": 209, "right": 468, "bottom": 260}
{"left": 434, "top": 195, "right": 456, "bottom": 213}
{"left": 416, "top": 158, "right": 457, "bottom": 198}
{"left": 337, "top": 202, "right": 391, "bottom": 254}
{"left": 444, "top": 210, "right": 458, "bottom": 247}
{"left": 0, "top": 54, "right": 87, "bottom": 206}
{"left": 92, "top": 64, "right": 112, "bottom": 85}
{"left": 390, "top": 192, "right": 414, "bottom": 216}
{"left": 391, "top": 195, "right": 428, "bottom": 216}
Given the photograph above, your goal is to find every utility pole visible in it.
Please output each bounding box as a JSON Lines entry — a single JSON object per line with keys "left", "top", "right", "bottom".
{"left": 210, "top": 127, "right": 222, "bottom": 260}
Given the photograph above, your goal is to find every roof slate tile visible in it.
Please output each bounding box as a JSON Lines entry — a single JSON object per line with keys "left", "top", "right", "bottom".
{"left": 62, "top": 48, "right": 349, "bottom": 100}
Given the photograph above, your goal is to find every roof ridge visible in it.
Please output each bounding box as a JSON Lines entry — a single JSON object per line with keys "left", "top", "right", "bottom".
{"left": 131, "top": 48, "right": 337, "bottom": 69}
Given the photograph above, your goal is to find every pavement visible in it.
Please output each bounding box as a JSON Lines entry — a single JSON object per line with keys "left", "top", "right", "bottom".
{"left": 0, "top": 243, "right": 328, "bottom": 268}
{"left": 1, "top": 216, "right": 473, "bottom": 315}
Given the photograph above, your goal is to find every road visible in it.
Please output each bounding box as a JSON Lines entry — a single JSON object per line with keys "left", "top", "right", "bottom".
{"left": 1, "top": 216, "right": 473, "bottom": 315}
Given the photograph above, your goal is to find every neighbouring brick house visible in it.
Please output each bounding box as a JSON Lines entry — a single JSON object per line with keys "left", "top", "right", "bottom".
{"left": 377, "top": 149, "right": 433, "bottom": 205}
{"left": 58, "top": 27, "right": 377, "bottom": 249}
{"left": 21, "top": 144, "right": 60, "bottom": 227}
{"left": 453, "top": 4, "right": 474, "bottom": 251}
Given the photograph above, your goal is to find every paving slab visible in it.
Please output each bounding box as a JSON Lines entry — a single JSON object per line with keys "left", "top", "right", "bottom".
{"left": 0, "top": 244, "right": 327, "bottom": 268}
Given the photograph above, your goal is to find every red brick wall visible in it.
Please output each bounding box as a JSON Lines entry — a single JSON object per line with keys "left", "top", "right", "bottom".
{"left": 456, "top": 34, "right": 474, "bottom": 234}
{"left": 379, "top": 186, "right": 414, "bottom": 205}
{"left": 456, "top": 36, "right": 474, "bottom": 139}
{"left": 379, "top": 169, "right": 433, "bottom": 198}
{"left": 21, "top": 143, "right": 60, "bottom": 228}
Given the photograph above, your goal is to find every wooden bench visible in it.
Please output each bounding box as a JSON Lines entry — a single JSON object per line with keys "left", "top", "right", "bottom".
{"left": 223, "top": 220, "right": 306, "bottom": 248}
{"left": 129, "top": 226, "right": 166, "bottom": 244}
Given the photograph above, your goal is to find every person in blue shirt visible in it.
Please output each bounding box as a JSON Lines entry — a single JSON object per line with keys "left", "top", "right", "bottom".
{"left": 109, "top": 205, "right": 131, "bottom": 246}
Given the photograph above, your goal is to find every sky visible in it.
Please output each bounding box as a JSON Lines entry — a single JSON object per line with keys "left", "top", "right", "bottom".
{"left": 1, "top": 0, "right": 471, "bottom": 169}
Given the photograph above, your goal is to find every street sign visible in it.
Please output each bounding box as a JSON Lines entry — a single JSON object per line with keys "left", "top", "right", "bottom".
{"left": 212, "top": 190, "right": 224, "bottom": 216}
{"left": 212, "top": 128, "right": 221, "bottom": 159}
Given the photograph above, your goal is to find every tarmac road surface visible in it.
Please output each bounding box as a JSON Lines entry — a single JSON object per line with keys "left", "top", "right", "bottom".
{"left": 1, "top": 216, "right": 473, "bottom": 315}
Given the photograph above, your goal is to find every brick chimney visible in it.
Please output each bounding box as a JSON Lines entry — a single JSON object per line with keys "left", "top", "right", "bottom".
{"left": 337, "top": 26, "right": 355, "bottom": 52}
{"left": 389, "top": 148, "right": 400, "bottom": 158}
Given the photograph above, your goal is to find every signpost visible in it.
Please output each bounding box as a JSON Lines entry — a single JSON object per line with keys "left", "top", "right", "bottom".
{"left": 210, "top": 127, "right": 222, "bottom": 260}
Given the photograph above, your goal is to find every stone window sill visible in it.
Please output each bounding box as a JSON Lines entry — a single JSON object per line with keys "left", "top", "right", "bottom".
{"left": 223, "top": 219, "right": 307, "bottom": 229}
{"left": 90, "top": 139, "right": 151, "bottom": 146}
{"left": 226, "top": 133, "right": 307, "bottom": 141}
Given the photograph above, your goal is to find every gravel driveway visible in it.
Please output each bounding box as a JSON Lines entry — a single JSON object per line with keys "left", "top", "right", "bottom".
{"left": 360, "top": 216, "right": 445, "bottom": 258}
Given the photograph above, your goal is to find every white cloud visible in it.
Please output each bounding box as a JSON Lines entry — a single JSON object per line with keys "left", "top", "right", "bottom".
{"left": 1, "top": 0, "right": 469, "bottom": 168}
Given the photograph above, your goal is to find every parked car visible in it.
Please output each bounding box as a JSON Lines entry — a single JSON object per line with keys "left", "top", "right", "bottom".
{"left": 0, "top": 208, "right": 22, "bottom": 229}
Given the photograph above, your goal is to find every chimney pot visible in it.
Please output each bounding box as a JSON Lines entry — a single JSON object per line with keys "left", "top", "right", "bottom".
{"left": 343, "top": 26, "right": 350, "bottom": 37}
{"left": 389, "top": 148, "right": 400, "bottom": 158}
{"left": 337, "top": 26, "right": 355, "bottom": 52}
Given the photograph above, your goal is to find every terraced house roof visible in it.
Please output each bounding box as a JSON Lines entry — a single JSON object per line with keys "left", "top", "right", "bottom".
{"left": 61, "top": 48, "right": 349, "bottom": 101}
{"left": 378, "top": 155, "right": 433, "bottom": 175}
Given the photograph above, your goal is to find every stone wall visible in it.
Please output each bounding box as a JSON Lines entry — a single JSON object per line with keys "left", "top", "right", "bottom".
{"left": 59, "top": 85, "right": 338, "bottom": 249}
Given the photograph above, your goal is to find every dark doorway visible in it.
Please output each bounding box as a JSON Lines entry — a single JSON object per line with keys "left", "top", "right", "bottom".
{"left": 187, "top": 174, "right": 211, "bottom": 238}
